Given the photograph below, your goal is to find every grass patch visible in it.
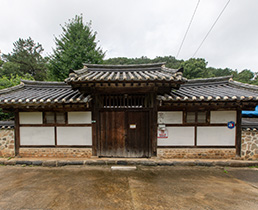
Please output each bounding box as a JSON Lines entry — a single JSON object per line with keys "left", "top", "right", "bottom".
{"left": 249, "top": 166, "right": 258, "bottom": 168}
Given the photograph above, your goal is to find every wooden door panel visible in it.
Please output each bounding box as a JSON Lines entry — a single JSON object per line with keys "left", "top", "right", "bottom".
{"left": 99, "top": 111, "right": 149, "bottom": 157}
{"left": 127, "top": 111, "right": 149, "bottom": 157}
{"left": 100, "top": 111, "right": 125, "bottom": 157}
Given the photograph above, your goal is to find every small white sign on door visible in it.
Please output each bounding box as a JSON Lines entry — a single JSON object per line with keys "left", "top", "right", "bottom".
{"left": 130, "top": 124, "right": 136, "bottom": 129}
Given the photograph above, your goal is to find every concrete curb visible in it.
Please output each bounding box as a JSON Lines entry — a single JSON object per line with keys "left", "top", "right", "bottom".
{"left": 1, "top": 159, "right": 258, "bottom": 167}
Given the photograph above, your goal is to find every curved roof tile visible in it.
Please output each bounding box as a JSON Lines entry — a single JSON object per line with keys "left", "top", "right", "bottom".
{"left": 66, "top": 63, "right": 186, "bottom": 84}
{"left": 0, "top": 80, "right": 91, "bottom": 106}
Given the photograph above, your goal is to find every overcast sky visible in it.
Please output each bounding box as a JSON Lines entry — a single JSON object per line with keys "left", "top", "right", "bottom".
{"left": 1, "top": 0, "right": 258, "bottom": 72}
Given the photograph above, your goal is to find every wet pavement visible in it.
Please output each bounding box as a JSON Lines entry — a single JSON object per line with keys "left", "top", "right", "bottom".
{"left": 0, "top": 166, "right": 257, "bottom": 210}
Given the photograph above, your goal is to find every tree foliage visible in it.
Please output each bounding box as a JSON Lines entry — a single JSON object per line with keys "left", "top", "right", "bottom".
{"left": 48, "top": 15, "right": 105, "bottom": 81}
{"left": 104, "top": 56, "right": 182, "bottom": 69}
{"left": 2, "top": 37, "right": 47, "bottom": 80}
{"left": 0, "top": 74, "right": 34, "bottom": 120}
{"left": 104, "top": 56, "right": 258, "bottom": 84}
{"left": 180, "top": 58, "right": 208, "bottom": 79}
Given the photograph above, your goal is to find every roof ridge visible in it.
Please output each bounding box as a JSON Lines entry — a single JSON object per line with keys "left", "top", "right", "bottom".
{"left": 82, "top": 62, "right": 166, "bottom": 69}
{"left": 0, "top": 83, "right": 24, "bottom": 94}
{"left": 183, "top": 75, "right": 233, "bottom": 86}
{"left": 229, "top": 80, "right": 258, "bottom": 91}
{"left": 21, "top": 80, "right": 67, "bottom": 86}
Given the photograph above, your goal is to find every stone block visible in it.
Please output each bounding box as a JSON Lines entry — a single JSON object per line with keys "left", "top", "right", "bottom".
{"left": 4, "top": 160, "right": 16, "bottom": 165}
{"left": 157, "top": 161, "right": 174, "bottom": 166}
{"left": 31, "top": 161, "right": 43, "bottom": 166}
{"left": 117, "top": 161, "right": 128, "bottom": 165}
{"left": 16, "top": 160, "right": 32, "bottom": 165}
{"left": 43, "top": 161, "right": 57, "bottom": 167}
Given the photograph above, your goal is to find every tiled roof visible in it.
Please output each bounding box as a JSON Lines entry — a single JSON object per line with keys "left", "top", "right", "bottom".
{"left": 0, "top": 121, "right": 14, "bottom": 129}
{"left": 158, "top": 76, "right": 258, "bottom": 102}
{"left": 0, "top": 80, "right": 91, "bottom": 106}
{"left": 242, "top": 118, "right": 258, "bottom": 130}
{"left": 65, "top": 63, "right": 186, "bottom": 83}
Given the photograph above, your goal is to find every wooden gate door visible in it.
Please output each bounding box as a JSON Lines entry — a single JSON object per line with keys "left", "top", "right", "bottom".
{"left": 99, "top": 111, "right": 149, "bottom": 157}
{"left": 99, "top": 111, "right": 126, "bottom": 157}
{"left": 126, "top": 111, "right": 149, "bottom": 157}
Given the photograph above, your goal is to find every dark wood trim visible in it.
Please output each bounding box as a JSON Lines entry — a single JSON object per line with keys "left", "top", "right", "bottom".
{"left": 54, "top": 126, "right": 57, "bottom": 146}
{"left": 164, "top": 123, "right": 228, "bottom": 127}
{"left": 19, "top": 124, "right": 92, "bottom": 127}
{"left": 98, "top": 108, "right": 152, "bottom": 112}
{"left": 92, "top": 95, "right": 98, "bottom": 156}
{"left": 14, "top": 112, "right": 20, "bottom": 156}
{"left": 20, "top": 145, "right": 92, "bottom": 148}
{"left": 194, "top": 125, "right": 197, "bottom": 147}
{"left": 151, "top": 93, "right": 157, "bottom": 156}
{"left": 157, "top": 146, "right": 236, "bottom": 148}
{"left": 236, "top": 109, "right": 242, "bottom": 156}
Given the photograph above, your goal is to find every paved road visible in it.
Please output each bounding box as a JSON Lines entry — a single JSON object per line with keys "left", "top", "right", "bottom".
{"left": 0, "top": 166, "right": 257, "bottom": 210}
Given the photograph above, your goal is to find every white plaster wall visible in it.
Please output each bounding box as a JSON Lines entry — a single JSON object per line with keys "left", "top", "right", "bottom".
{"left": 20, "top": 127, "right": 55, "bottom": 145}
{"left": 158, "top": 111, "right": 183, "bottom": 124}
{"left": 57, "top": 127, "right": 92, "bottom": 145}
{"left": 19, "top": 112, "right": 43, "bottom": 124}
{"left": 68, "top": 112, "right": 91, "bottom": 124}
{"left": 210, "top": 111, "right": 236, "bottom": 123}
{"left": 158, "top": 127, "right": 194, "bottom": 146}
{"left": 197, "top": 127, "right": 235, "bottom": 146}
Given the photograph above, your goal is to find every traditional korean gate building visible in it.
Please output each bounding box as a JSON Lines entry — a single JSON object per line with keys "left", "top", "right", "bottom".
{"left": 0, "top": 63, "right": 258, "bottom": 159}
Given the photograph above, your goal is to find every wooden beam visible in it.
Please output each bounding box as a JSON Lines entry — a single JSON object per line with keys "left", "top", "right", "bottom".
{"left": 91, "top": 96, "right": 98, "bottom": 156}
{"left": 236, "top": 109, "right": 242, "bottom": 157}
{"left": 151, "top": 93, "right": 157, "bottom": 157}
{"left": 14, "top": 112, "right": 20, "bottom": 156}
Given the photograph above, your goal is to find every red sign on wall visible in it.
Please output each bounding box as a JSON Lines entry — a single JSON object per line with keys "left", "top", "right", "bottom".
{"left": 158, "top": 128, "right": 168, "bottom": 138}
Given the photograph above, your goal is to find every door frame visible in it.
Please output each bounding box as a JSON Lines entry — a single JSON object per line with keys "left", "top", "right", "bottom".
{"left": 97, "top": 109, "right": 151, "bottom": 158}
{"left": 93, "top": 108, "right": 156, "bottom": 157}
{"left": 91, "top": 92, "right": 158, "bottom": 158}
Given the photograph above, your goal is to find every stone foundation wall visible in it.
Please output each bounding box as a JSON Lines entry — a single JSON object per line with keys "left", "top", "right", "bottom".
{"left": 1, "top": 128, "right": 258, "bottom": 160}
{"left": 19, "top": 148, "right": 92, "bottom": 158}
{"left": 241, "top": 130, "right": 258, "bottom": 160}
{"left": 157, "top": 148, "right": 236, "bottom": 159}
{"left": 0, "top": 129, "right": 15, "bottom": 157}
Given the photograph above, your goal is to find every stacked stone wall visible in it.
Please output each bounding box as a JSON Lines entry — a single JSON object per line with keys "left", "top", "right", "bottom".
{"left": 19, "top": 148, "right": 92, "bottom": 158}
{"left": 1, "top": 128, "right": 258, "bottom": 159}
{"left": 157, "top": 148, "right": 236, "bottom": 159}
{"left": 241, "top": 130, "right": 258, "bottom": 160}
{"left": 0, "top": 129, "right": 15, "bottom": 157}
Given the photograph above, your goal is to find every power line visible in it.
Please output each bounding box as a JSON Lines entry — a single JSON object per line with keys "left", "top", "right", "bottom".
{"left": 176, "top": 0, "right": 200, "bottom": 58}
{"left": 192, "top": 0, "right": 231, "bottom": 57}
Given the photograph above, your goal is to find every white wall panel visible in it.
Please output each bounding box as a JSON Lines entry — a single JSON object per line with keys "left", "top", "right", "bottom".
{"left": 20, "top": 127, "right": 55, "bottom": 145}
{"left": 19, "top": 112, "right": 42, "bottom": 124}
{"left": 158, "top": 127, "right": 194, "bottom": 146}
{"left": 210, "top": 111, "right": 236, "bottom": 123}
{"left": 57, "top": 127, "right": 92, "bottom": 145}
{"left": 68, "top": 112, "right": 91, "bottom": 124}
{"left": 197, "top": 127, "right": 235, "bottom": 146}
{"left": 158, "top": 111, "right": 183, "bottom": 124}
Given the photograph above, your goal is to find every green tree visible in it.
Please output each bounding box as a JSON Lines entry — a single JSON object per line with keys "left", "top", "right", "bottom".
{"left": 2, "top": 37, "right": 47, "bottom": 80}
{"left": 234, "top": 69, "right": 254, "bottom": 83}
{"left": 48, "top": 15, "right": 105, "bottom": 81}
{"left": 180, "top": 58, "right": 208, "bottom": 79}
{"left": 0, "top": 74, "right": 34, "bottom": 120}
{"left": 104, "top": 56, "right": 183, "bottom": 69}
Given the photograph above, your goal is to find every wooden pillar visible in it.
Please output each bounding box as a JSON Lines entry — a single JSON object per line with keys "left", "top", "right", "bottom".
{"left": 91, "top": 95, "right": 98, "bottom": 156}
{"left": 151, "top": 92, "right": 157, "bottom": 157}
{"left": 236, "top": 109, "right": 242, "bottom": 157}
{"left": 14, "top": 111, "right": 20, "bottom": 156}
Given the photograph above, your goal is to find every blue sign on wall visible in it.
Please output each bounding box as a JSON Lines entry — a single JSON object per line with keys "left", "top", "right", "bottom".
{"left": 227, "top": 121, "right": 235, "bottom": 129}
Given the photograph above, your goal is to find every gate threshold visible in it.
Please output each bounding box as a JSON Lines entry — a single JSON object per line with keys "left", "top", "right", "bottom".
{"left": 111, "top": 166, "right": 137, "bottom": 171}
